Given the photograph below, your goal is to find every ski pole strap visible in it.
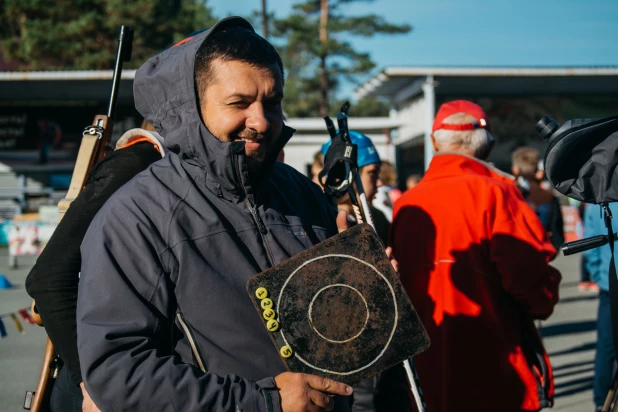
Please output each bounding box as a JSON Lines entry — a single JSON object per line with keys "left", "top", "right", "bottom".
{"left": 601, "top": 203, "right": 618, "bottom": 357}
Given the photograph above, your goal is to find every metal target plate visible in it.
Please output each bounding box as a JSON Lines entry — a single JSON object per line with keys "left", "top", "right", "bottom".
{"left": 247, "top": 224, "right": 430, "bottom": 386}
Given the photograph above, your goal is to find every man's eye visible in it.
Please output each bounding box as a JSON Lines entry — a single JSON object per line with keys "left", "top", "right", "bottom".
{"left": 229, "top": 101, "right": 249, "bottom": 108}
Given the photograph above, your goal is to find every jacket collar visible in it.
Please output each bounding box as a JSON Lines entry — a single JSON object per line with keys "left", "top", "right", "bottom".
{"left": 182, "top": 123, "right": 296, "bottom": 203}
{"left": 424, "top": 152, "right": 516, "bottom": 184}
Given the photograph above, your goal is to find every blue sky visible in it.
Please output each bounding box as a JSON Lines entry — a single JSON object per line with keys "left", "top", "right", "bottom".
{"left": 209, "top": 0, "right": 618, "bottom": 97}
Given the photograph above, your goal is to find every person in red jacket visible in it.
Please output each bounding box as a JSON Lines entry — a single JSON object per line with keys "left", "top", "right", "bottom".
{"left": 390, "top": 100, "right": 561, "bottom": 412}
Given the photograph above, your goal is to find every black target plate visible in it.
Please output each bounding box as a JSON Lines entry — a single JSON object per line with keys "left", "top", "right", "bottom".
{"left": 246, "top": 223, "right": 430, "bottom": 386}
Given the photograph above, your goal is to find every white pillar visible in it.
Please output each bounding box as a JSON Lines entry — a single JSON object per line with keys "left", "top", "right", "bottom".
{"left": 422, "top": 75, "right": 436, "bottom": 171}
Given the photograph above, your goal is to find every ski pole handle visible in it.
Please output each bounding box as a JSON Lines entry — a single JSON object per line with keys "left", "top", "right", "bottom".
{"left": 562, "top": 234, "right": 615, "bottom": 255}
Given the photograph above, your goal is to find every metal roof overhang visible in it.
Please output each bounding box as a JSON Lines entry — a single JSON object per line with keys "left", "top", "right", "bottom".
{"left": 0, "top": 70, "right": 137, "bottom": 103}
{"left": 287, "top": 117, "right": 402, "bottom": 131}
{"left": 355, "top": 67, "right": 618, "bottom": 102}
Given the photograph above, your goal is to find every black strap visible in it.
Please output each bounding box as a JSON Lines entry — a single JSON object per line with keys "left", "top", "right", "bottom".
{"left": 602, "top": 203, "right": 618, "bottom": 357}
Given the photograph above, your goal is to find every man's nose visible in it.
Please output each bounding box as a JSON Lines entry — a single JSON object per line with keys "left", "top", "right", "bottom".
{"left": 246, "top": 104, "right": 270, "bottom": 134}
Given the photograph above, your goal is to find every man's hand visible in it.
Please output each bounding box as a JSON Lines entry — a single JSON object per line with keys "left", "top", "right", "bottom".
{"left": 336, "top": 210, "right": 349, "bottom": 233}
{"left": 275, "top": 372, "right": 352, "bottom": 412}
{"left": 80, "top": 383, "right": 101, "bottom": 412}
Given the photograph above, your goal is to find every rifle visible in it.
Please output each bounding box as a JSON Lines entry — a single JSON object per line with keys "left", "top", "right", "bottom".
{"left": 24, "top": 26, "right": 134, "bottom": 412}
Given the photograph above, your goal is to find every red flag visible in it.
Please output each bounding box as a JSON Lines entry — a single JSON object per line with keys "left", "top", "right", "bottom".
{"left": 18, "top": 308, "right": 35, "bottom": 325}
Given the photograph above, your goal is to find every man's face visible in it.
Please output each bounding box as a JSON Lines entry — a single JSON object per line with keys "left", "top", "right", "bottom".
{"left": 200, "top": 58, "right": 284, "bottom": 174}
{"left": 360, "top": 162, "right": 382, "bottom": 201}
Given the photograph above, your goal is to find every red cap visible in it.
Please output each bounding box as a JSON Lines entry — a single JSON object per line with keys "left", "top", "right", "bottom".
{"left": 432, "top": 100, "right": 490, "bottom": 133}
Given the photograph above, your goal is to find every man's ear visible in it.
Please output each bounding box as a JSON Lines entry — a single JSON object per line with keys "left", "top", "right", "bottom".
{"left": 430, "top": 134, "right": 439, "bottom": 153}
{"left": 512, "top": 165, "right": 519, "bottom": 176}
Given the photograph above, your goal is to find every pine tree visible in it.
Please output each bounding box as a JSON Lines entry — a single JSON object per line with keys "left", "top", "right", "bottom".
{"left": 0, "top": 0, "right": 216, "bottom": 70}
{"left": 273, "top": 0, "right": 411, "bottom": 117}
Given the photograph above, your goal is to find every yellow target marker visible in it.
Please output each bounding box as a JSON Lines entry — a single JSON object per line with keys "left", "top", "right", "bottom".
{"left": 263, "top": 309, "right": 276, "bottom": 320}
{"left": 267, "top": 319, "right": 279, "bottom": 332}
{"left": 280, "top": 345, "right": 293, "bottom": 358}
{"left": 261, "top": 298, "right": 273, "bottom": 310}
{"left": 255, "top": 287, "right": 268, "bottom": 300}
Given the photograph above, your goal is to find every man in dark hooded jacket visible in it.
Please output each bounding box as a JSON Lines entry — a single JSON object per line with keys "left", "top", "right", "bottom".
{"left": 77, "top": 17, "right": 353, "bottom": 412}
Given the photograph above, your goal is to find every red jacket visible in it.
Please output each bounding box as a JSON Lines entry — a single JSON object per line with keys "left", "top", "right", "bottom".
{"left": 390, "top": 153, "right": 561, "bottom": 412}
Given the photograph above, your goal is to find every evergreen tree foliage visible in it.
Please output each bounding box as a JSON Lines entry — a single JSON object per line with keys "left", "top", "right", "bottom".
{"left": 273, "top": 0, "right": 411, "bottom": 117}
{"left": 0, "top": 0, "right": 216, "bottom": 70}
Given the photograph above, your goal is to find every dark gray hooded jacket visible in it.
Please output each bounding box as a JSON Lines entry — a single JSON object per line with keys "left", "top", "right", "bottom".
{"left": 77, "top": 17, "right": 337, "bottom": 412}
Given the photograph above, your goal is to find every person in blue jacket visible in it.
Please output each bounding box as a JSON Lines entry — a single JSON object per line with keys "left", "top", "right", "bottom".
{"left": 583, "top": 203, "right": 618, "bottom": 411}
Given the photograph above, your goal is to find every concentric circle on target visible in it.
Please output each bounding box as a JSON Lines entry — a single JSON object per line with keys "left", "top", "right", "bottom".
{"left": 276, "top": 254, "right": 398, "bottom": 376}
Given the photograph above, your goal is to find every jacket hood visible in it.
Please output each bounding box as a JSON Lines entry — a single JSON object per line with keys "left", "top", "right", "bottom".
{"left": 133, "top": 16, "right": 294, "bottom": 196}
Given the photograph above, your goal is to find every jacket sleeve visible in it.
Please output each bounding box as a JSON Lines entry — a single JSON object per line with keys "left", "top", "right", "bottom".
{"left": 489, "top": 185, "right": 562, "bottom": 320}
{"left": 583, "top": 204, "right": 603, "bottom": 285}
{"left": 77, "top": 197, "right": 281, "bottom": 412}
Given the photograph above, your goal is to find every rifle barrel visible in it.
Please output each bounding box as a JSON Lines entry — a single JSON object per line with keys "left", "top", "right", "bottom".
{"left": 107, "top": 26, "right": 133, "bottom": 119}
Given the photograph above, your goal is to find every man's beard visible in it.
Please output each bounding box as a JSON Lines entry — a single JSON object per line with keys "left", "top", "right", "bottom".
{"left": 236, "top": 128, "right": 273, "bottom": 177}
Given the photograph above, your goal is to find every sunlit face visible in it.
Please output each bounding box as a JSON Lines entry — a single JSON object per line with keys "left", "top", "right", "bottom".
{"left": 200, "top": 58, "right": 284, "bottom": 175}
{"left": 360, "top": 162, "right": 382, "bottom": 201}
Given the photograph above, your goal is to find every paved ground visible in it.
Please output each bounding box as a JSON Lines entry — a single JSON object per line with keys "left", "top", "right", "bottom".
{"left": 0, "top": 249, "right": 599, "bottom": 411}
{"left": 0, "top": 252, "right": 47, "bottom": 412}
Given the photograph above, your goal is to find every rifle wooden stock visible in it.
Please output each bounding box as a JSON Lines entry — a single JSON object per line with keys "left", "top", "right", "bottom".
{"left": 27, "top": 339, "right": 56, "bottom": 412}
{"left": 28, "top": 115, "right": 113, "bottom": 412}
{"left": 58, "top": 115, "right": 113, "bottom": 219}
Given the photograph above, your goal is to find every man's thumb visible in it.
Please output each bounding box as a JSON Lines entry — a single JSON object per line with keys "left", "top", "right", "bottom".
{"left": 336, "top": 210, "right": 349, "bottom": 233}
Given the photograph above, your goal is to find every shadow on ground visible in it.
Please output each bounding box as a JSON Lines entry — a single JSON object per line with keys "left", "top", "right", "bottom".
{"left": 558, "top": 294, "right": 600, "bottom": 304}
{"left": 554, "top": 360, "right": 596, "bottom": 371}
{"left": 555, "top": 376, "right": 594, "bottom": 398}
{"left": 550, "top": 343, "right": 597, "bottom": 357}
{"left": 541, "top": 321, "right": 596, "bottom": 338}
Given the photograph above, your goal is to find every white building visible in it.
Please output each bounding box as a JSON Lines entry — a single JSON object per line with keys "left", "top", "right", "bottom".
{"left": 355, "top": 66, "right": 618, "bottom": 181}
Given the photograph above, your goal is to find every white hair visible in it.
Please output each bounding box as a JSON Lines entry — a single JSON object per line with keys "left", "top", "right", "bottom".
{"left": 432, "top": 112, "right": 493, "bottom": 158}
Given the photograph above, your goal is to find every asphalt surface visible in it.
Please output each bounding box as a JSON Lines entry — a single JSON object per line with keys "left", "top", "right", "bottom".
{"left": 0, "top": 249, "right": 599, "bottom": 411}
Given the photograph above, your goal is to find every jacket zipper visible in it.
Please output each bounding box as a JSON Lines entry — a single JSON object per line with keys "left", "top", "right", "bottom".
{"left": 176, "top": 313, "right": 206, "bottom": 373}
{"left": 232, "top": 152, "right": 275, "bottom": 267}
{"left": 246, "top": 198, "right": 275, "bottom": 266}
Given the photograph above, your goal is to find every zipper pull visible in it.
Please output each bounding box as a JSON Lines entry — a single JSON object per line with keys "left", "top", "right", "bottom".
{"left": 247, "top": 200, "right": 268, "bottom": 234}
{"left": 253, "top": 207, "right": 268, "bottom": 235}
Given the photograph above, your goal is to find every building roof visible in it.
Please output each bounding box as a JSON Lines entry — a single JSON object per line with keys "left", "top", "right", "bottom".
{"left": 287, "top": 117, "right": 401, "bottom": 132}
{"left": 355, "top": 66, "right": 618, "bottom": 102}
{"left": 0, "top": 70, "right": 137, "bottom": 81}
{"left": 0, "top": 70, "right": 137, "bottom": 103}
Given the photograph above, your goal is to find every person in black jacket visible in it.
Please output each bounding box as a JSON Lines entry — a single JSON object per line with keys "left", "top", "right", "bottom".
{"left": 76, "top": 17, "right": 353, "bottom": 412}
{"left": 26, "top": 125, "right": 165, "bottom": 412}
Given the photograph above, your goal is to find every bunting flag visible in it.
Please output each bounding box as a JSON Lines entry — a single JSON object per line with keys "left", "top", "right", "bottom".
{"left": 18, "top": 308, "right": 35, "bottom": 325}
{"left": 10, "top": 313, "right": 24, "bottom": 334}
{"left": 0, "top": 306, "right": 34, "bottom": 338}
